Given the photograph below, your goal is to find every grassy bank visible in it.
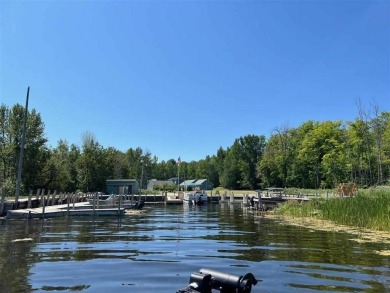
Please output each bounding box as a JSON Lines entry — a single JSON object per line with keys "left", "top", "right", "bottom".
{"left": 275, "top": 186, "right": 390, "bottom": 232}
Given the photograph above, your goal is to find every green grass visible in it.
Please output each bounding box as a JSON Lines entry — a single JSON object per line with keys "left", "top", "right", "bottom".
{"left": 276, "top": 187, "right": 390, "bottom": 232}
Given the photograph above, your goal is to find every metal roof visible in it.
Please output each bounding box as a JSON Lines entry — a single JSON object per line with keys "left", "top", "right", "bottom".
{"left": 180, "top": 179, "right": 209, "bottom": 186}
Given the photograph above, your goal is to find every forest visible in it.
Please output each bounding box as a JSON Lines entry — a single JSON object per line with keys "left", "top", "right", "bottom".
{"left": 1, "top": 103, "right": 389, "bottom": 195}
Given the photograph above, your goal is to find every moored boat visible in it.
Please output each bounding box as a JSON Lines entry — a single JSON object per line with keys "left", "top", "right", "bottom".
{"left": 183, "top": 191, "right": 208, "bottom": 205}
{"left": 88, "top": 194, "right": 144, "bottom": 210}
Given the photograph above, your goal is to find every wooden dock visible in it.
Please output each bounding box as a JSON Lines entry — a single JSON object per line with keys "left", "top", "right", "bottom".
{"left": 5, "top": 202, "right": 125, "bottom": 219}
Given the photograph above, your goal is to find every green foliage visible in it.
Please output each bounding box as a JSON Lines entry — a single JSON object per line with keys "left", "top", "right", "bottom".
{"left": 153, "top": 183, "right": 176, "bottom": 192}
{"left": 0, "top": 103, "right": 48, "bottom": 194}
{"left": 1, "top": 100, "right": 389, "bottom": 195}
{"left": 221, "top": 135, "right": 265, "bottom": 190}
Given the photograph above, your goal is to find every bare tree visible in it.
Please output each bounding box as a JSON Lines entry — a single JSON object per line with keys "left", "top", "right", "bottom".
{"left": 372, "top": 102, "right": 385, "bottom": 185}
{"left": 356, "top": 99, "right": 374, "bottom": 186}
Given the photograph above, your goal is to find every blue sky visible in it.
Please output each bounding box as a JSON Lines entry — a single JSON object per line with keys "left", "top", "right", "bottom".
{"left": 1, "top": 0, "right": 389, "bottom": 162}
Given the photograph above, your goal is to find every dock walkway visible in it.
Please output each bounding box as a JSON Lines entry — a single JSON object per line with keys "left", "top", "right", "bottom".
{"left": 6, "top": 202, "right": 125, "bottom": 219}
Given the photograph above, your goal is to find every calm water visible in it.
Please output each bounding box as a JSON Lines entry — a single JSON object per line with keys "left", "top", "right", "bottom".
{"left": 0, "top": 204, "right": 389, "bottom": 293}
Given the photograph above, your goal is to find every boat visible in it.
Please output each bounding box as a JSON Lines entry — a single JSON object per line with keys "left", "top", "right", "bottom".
{"left": 183, "top": 191, "right": 208, "bottom": 205}
{"left": 88, "top": 194, "right": 144, "bottom": 210}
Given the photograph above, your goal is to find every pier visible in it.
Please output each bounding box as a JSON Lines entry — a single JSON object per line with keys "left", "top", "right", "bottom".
{"left": 5, "top": 202, "right": 126, "bottom": 219}
{"left": 1, "top": 189, "right": 314, "bottom": 219}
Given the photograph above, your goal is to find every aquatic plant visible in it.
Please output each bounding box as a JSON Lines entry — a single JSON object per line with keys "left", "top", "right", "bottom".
{"left": 276, "top": 188, "right": 390, "bottom": 232}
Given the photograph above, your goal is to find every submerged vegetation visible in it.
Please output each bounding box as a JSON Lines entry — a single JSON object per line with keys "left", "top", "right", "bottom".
{"left": 275, "top": 187, "right": 390, "bottom": 232}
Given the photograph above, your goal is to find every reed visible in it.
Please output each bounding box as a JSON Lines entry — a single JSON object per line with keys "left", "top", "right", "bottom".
{"left": 276, "top": 187, "right": 390, "bottom": 232}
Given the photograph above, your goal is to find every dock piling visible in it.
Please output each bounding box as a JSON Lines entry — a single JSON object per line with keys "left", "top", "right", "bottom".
{"left": 41, "top": 191, "right": 46, "bottom": 219}
{"left": 27, "top": 190, "right": 32, "bottom": 208}
{"left": 0, "top": 189, "right": 6, "bottom": 216}
{"left": 93, "top": 193, "right": 96, "bottom": 217}
{"left": 118, "top": 194, "right": 121, "bottom": 215}
{"left": 67, "top": 193, "right": 70, "bottom": 215}
{"left": 51, "top": 190, "right": 57, "bottom": 205}
{"left": 39, "top": 189, "right": 45, "bottom": 207}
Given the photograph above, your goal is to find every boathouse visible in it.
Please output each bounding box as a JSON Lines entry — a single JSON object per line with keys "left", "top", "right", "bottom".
{"left": 180, "top": 179, "right": 213, "bottom": 191}
{"left": 106, "top": 179, "right": 139, "bottom": 195}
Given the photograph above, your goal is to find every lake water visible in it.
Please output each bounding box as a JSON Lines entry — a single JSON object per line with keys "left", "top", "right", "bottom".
{"left": 0, "top": 203, "right": 389, "bottom": 293}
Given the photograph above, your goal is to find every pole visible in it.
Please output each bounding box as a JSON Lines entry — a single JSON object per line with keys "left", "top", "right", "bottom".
{"left": 177, "top": 164, "right": 180, "bottom": 191}
{"left": 140, "top": 160, "right": 144, "bottom": 193}
{"left": 177, "top": 157, "right": 180, "bottom": 191}
{"left": 15, "top": 87, "right": 30, "bottom": 205}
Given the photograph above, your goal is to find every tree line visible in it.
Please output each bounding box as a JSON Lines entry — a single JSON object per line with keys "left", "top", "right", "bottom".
{"left": 1, "top": 103, "right": 389, "bottom": 195}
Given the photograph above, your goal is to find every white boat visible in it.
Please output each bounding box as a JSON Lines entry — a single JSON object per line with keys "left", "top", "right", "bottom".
{"left": 88, "top": 194, "right": 144, "bottom": 210}
{"left": 183, "top": 191, "right": 208, "bottom": 205}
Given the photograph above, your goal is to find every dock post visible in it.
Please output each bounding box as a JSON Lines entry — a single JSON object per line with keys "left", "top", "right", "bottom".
{"left": 47, "top": 190, "right": 51, "bottom": 206}
{"left": 67, "top": 193, "right": 70, "bottom": 215}
{"left": 118, "top": 194, "right": 121, "bottom": 215}
{"left": 27, "top": 189, "right": 32, "bottom": 208}
{"left": 0, "top": 189, "right": 6, "bottom": 216}
{"left": 35, "top": 189, "right": 40, "bottom": 201}
{"left": 52, "top": 190, "right": 57, "bottom": 205}
{"left": 230, "top": 192, "right": 234, "bottom": 203}
{"left": 34, "top": 189, "right": 40, "bottom": 207}
{"left": 258, "top": 191, "right": 262, "bottom": 210}
{"left": 93, "top": 193, "right": 96, "bottom": 217}
{"left": 40, "top": 189, "right": 45, "bottom": 207}
{"left": 41, "top": 191, "right": 47, "bottom": 219}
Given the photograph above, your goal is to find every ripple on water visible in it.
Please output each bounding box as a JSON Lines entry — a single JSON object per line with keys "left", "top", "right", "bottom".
{"left": 0, "top": 204, "right": 389, "bottom": 293}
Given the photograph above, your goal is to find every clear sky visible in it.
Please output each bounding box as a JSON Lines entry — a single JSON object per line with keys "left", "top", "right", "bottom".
{"left": 1, "top": 0, "right": 389, "bottom": 162}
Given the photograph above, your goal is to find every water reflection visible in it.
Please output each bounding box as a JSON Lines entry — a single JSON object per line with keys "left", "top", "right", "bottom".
{"left": 0, "top": 204, "right": 388, "bottom": 292}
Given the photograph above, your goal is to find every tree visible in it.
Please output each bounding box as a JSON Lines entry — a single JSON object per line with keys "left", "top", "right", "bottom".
{"left": 356, "top": 100, "right": 375, "bottom": 185}
{"left": 0, "top": 104, "right": 48, "bottom": 194}
{"left": 298, "top": 121, "right": 346, "bottom": 188}
{"left": 125, "top": 147, "right": 143, "bottom": 179}
{"left": 77, "top": 132, "right": 106, "bottom": 192}
{"left": 371, "top": 108, "right": 389, "bottom": 185}
{"left": 382, "top": 113, "right": 390, "bottom": 183}
{"left": 258, "top": 135, "right": 284, "bottom": 188}
{"left": 103, "top": 147, "right": 129, "bottom": 180}
{"left": 229, "top": 135, "right": 266, "bottom": 189}
{"left": 40, "top": 140, "right": 71, "bottom": 191}
{"left": 220, "top": 149, "right": 240, "bottom": 189}
{"left": 346, "top": 119, "right": 375, "bottom": 186}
